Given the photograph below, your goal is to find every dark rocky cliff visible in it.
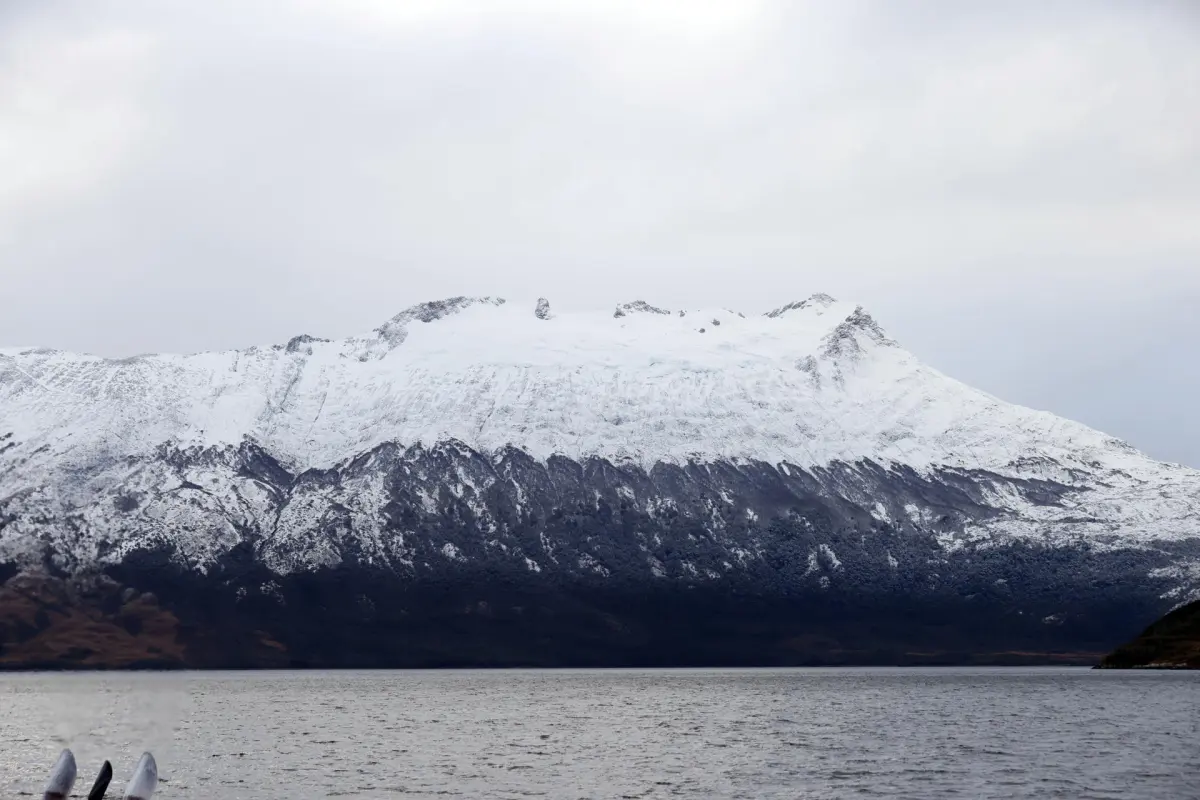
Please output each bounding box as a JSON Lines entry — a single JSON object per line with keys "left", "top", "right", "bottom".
{"left": 1098, "top": 600, "right": 1200, "bottom": 669}
{"left": 1, "top": 442, "right": 1190, "bottom": 668}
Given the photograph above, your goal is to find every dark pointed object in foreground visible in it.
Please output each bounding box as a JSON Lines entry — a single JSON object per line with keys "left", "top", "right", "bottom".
{"left": 43, "top": 749, "right": 77, "bottom": 800}
{"left": 88, "top": 760, "right": 114, "bottom": 800}
{"left": 122, "top": 752, "right": 157, "bottom": 800}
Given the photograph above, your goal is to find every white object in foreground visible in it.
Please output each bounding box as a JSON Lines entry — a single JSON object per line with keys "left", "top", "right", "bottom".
{"left": 43, "top": 749, "right": 77, "bottom": 800}
{"left": 122, "top": 752, "right": 157, "bottom": 800}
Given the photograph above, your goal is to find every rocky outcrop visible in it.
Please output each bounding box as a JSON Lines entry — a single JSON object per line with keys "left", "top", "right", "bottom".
{"left": 1097, "top": 600, "right": 1200, "bottom": 669}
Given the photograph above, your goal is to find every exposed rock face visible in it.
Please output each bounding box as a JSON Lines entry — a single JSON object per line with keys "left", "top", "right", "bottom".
{"left": 372, "top": 296, "right": 506, "bottom": 355}
{"left": 766, "top": 293, "right": 837, "bottom": 318}
{"left": 614, "top": 300, "right": 672, "bottom": 318}
{"left": 1098, "top": 600, "right": 1200, "bottom": 669}
{"left": 1, "top": 294, "right": 1198, "bottom": 667}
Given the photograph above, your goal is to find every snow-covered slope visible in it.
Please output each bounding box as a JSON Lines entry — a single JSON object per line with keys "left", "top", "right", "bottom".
{"left": 0, "top": 294, "right": 1175, "bottom": 472}
{"left": 3, "top": 294, "right": 1197, "bottom": 554}
{"left": 3, "top": 294, "right": 1200, "bottom": 666}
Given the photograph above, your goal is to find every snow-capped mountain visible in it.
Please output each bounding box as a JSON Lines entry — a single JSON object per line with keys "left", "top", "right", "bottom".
{"left": 1, "top": 295, "right": 1198, "bottom": 667}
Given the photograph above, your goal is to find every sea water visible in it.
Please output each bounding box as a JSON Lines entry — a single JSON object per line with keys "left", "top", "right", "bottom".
{"left": 1, "top": 668, "right": 1195, "bottom": 799}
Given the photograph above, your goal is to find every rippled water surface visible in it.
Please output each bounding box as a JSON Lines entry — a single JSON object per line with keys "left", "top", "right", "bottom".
{"left": 1, "top": 668, "right": 1196, "bottom": 799}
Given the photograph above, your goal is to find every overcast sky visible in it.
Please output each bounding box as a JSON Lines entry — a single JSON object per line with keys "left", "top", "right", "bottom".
{"left": 2, "top": 0, "right": 1198, "bottom": 466}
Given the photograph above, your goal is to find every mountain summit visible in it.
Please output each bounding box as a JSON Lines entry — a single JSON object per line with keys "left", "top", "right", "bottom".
{"left": 1, "top": 295, "right": 1197, "bottom": 667}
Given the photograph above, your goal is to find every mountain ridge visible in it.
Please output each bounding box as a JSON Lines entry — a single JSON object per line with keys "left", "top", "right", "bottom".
{"left": 0, "top": 293, "right": 1165, "bottom": 467}
{"left": 1, "top": 293, "right": 1198, "bottom": 666}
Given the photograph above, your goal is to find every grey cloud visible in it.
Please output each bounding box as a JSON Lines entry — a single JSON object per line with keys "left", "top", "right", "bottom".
{"left": 1, "top": 0, "right": 1197, "bottom": 465}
